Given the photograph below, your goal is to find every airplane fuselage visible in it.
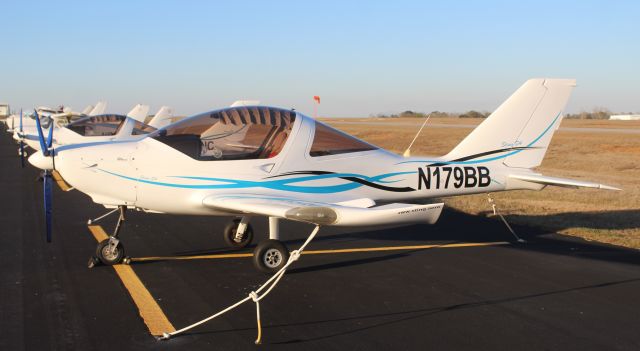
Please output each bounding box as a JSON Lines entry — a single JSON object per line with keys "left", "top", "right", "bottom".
{"left": 48, "top": 112, "right": 527, "bottom": 216}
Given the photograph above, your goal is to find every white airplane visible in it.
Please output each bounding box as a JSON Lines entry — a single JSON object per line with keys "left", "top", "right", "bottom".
{"left": 6, "top": 105, "right": 62, "bottom": 133}
{"left": 48, "top": 101, "right": 108, "bottom": 127}
{"left": 18, "top": 104, "right": 151, "bottom": 151}
{"left": 29, "top": 79, "right": 618, "bottom": 273}
{"left": 8, "top": 105, "right": 84, "bottom": 166}
{"left": 8, "top": 102, "right": 107, "bottom": 151}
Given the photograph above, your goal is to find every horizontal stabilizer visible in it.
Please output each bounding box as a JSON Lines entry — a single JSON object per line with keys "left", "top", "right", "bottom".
{"left": 203, "top": 194, "right": 444, "bottom": 226}
{"left": 508, "top": 173, "right": 620, "bottom": 190}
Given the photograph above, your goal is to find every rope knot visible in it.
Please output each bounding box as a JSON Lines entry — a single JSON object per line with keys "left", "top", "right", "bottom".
{"left": 290, "top": 250, "right": 301, "bottom": 262}
{"left": 249, "top": 291, "right": 259, "bottom": 302}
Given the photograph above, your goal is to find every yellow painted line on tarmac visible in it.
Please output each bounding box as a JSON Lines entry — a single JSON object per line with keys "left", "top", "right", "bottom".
{"left": 88, "top": 225, "right": 109, "bottom": 241}
{"left": 88, "top": 225, "right": 175, "bottom": 336}
{"left": 132, "top": 252, "right": 254, "bottom": 262}
{"left": 52, "top": 170, "right": 73, "bottom": 191}
{"left": 131, "top": 241, "right": 510, "bottom": 263}
{"left": 301, "top": 241, "right": 510, "bottom": 255}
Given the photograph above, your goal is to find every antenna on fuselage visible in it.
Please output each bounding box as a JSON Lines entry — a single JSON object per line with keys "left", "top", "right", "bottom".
{"left": 402, "top": 113, "right": 431, "bottom": 157}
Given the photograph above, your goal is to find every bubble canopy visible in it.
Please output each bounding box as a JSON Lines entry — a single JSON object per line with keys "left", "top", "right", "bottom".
{"left": 151, "top": 106, "right": 296, "bottom": 161}
{"left": 150, "top": 106, "right": 378, "bottom": 161}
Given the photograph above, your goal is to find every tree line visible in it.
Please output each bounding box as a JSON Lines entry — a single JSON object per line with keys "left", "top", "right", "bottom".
{"left": 374, "top": 108, "right": 627, "bottom": 119}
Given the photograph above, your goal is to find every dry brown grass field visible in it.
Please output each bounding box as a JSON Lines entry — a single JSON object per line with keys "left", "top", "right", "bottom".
{"left": 322, "top": 117, "right": 640, "bottom": 249}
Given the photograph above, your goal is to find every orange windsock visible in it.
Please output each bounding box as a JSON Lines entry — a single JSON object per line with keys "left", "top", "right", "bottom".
{"left": 313, "top": 95, "right": 320, "bottom": 104}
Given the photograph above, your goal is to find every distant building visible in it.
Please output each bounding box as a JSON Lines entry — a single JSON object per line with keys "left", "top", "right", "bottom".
{"left": 0, "top": 103, "right": 9, "bottom": 119}
{"left": 609, "top": 114, "right": 640, "bottom": 120}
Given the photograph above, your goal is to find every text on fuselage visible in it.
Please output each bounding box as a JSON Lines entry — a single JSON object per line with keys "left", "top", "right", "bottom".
{"left": 418, "top": 166, "right": 491, "bottom": 190}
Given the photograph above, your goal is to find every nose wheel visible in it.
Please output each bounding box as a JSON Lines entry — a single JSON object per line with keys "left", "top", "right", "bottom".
{"left": 87, "top": 206, "right": 130, "bottom": 268}
{"left": 96, "top": 238, "right": 125, "bottom": 265}
{"left": 253, "top": 239, "right": 289, "bottom": 273}
{"left": 223, "top": 218, "right": 254, "bottom": 249}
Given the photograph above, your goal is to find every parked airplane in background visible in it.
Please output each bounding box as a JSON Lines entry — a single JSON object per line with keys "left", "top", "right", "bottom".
{"left": 6, "top": 102, "right": 107, "bottom": 133}
{"left": 17, "top": 104, "right": 149, "bottom": 151}
{"left": 49, "top": 102, "right": 108, "bottom": 127}
{"left": 28, "top": 79, "right": 619, "bottom": 273}
{"left": 6, "top": 105, "right": 62, "bottom": 133}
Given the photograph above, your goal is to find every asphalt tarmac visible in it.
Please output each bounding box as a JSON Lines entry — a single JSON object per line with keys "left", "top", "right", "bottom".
{"left": 2, "top": 132, "right": 640, "bottom": 351}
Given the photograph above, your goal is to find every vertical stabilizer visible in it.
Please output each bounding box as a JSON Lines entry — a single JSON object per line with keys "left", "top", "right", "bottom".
{"left": 445, "top": 79, "right": 575, "bottom": 169}
{"left": 126, "top": 104, "right": 150, "bottom": 122}
{"left": 81, "top": 105, "right": 94, "bottom": 115}
{"left": 89, "top": 101, "right": 107, "bottom": 116}
{"left": 147, "top": 106, "right": 174, "bottom": 128}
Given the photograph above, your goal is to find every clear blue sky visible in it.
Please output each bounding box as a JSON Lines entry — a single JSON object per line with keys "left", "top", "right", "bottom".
{"left": 1, "top": 0, "right": 638, "bottom": 117}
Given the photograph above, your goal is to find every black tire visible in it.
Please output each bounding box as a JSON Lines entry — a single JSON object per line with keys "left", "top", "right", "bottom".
{"left": 95, "top": 239, "right": 125, "bottom": 265}
{"left": 253, "top": 240, "right": 289, "bottom": 274}
{"left": 223, "top": 219, "right": 254, "bottom": 249}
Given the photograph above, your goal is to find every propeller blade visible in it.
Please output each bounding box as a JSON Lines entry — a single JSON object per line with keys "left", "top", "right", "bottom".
{"left": 34, "top": 109, "right": 49, "bottom": 156}
{"left": 44, "top": 171, "right": 53, "bottom": 242}
{"left": 19, "top": 109, "right": 25, "bottom": 168}
{"left": 46, "top": 119, "right": 54, "bottom": 149}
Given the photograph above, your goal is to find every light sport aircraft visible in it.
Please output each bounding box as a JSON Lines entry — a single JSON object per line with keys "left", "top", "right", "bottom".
{"left": 18, "top": 104, "right": 156, "bottom": 152}
{"left": 7, "top": 103, "right": 106, "bottom": 133}
{"left": 29, "top": 79, "right": 619, "bottom": 273}
{"left": 46, "top": 102, "right": 108, "bottom": 127}
{"left": 6, "top": 105, "right": 63, "bottom": 133}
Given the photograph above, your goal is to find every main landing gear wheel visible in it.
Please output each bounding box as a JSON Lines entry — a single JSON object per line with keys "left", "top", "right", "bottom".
{"left": 95, "top": 239, "right": 125, "bottom": 265}
{"left": 253, "top": 239, "right": 289, "bottom": 274}
{"left": 223, "top": 219, "right": 254, "bottom": 249}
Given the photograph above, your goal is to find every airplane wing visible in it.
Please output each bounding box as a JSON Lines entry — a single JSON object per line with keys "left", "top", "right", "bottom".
{"left": 202, "top": 194, "right": 444, "bottom": 226}
{"left": 508, "top": 173, "right": 620, "bottom": 190}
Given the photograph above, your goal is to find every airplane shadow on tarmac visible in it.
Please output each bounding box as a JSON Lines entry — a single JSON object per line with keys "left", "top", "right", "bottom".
{"left": 282, "top": 208, "right": 640, "bottom": 274}
{"left": 142, "top": 207, "right": 640, "bottom": 270}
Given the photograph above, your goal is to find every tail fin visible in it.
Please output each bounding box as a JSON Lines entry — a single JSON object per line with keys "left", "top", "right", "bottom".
{"left": 147, "top": 106, "right": 173, "bottom": 128}
{"left": 81, "top": 104, "right": 94, "bottom": 115}
{"left": 88, "top": 101, "right": 107, "bottom": 116}
{"left": 230, "top": 100, "right": 260, "bottom": 107}
{"left": 126, "top": 104, "right": 150, "bottom": 122}
{"left": 445, "top": 79, "right": 576, "bottom": 169}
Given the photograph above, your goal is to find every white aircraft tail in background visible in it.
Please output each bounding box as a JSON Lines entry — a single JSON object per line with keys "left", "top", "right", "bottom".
{"left": 230, "top": 100, "right": 260, "bottom": 107}
{"left": 147, "top": 106, "right": 173, "bottom": 129}
{"left": 88, "top": 101, "right": 107, "bottom": 116}
{"left": 81, "top": 104, "right": 95, "bottom": 115}
{"left": 126, "top": 104, "right": 150, "bottom": 122}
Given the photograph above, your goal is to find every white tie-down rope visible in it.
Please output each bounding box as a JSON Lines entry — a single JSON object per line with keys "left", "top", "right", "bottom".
{"left": 486, "top": 193, "right": 525, "bottom": 243}
{"left": 159, "top": 225, "right": 321, "bottom": 344}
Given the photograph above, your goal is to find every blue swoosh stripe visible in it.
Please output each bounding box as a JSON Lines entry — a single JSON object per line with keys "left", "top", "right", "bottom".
{"left": 97, "top": 169, "right": 416, "bottom": 194}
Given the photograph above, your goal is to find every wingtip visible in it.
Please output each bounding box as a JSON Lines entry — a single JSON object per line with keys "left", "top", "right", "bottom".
{"left": 600, "top": 184, "right": 621, "bottom": 191}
